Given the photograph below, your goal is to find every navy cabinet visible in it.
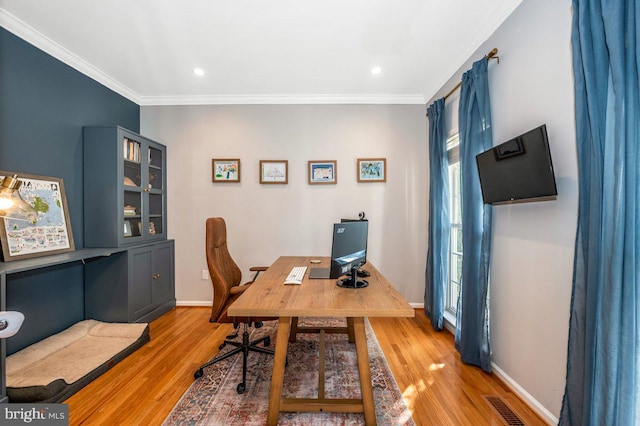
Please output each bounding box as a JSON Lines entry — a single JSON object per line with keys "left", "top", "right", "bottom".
{"left": 84, "top": 240, "right": 175, "bottom": 323}
{"left": 82, "top": 126, "right": 175, "bottom": 323}
{"left": 83, "top": 126, "right": 167, "bottom": 247}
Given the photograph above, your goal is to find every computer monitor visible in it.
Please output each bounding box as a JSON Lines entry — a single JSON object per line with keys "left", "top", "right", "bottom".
{"left": 330, "top": 221, "right": 369, "bottom": 288}
{"left": 340, "top": 217, "right": 370, "bottom": 278}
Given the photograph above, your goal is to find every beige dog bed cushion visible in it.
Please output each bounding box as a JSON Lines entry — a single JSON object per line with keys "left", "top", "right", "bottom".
{"left": 6, "top": 319, "right": 149, "bottom": 403}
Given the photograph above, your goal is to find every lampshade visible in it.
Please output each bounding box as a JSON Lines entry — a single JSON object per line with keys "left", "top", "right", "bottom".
{"left": 0, "top": 311, "right": 25, "bottom": 339}
{"left": 0, "top": 175, "right": 39, "bottom": 222}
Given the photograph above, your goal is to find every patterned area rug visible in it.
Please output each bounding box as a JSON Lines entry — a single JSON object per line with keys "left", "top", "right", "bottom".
{"left": 164, "top": 318, "right": 414, "bottom": 425}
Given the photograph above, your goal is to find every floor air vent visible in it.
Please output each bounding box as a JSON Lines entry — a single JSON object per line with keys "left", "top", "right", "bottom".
{"left": 483, "top": 395, "right": 525, "bottom": 426}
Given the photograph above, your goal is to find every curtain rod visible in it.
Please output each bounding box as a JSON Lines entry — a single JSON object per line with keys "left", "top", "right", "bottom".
{"left": 442, "top": 48, "right": 499, "bottom": 101}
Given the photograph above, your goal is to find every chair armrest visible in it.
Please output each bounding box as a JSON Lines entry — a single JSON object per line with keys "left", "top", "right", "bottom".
{"left": 249, "top": 266, "right": 268, "bottom": 282}
{"left": 230, "top": 285, "right": 250, "bottom": 295}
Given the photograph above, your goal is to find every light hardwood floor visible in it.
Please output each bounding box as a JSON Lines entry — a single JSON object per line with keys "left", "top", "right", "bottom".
{"left": 64, "top": 307, "right": 547, "bottom": 425}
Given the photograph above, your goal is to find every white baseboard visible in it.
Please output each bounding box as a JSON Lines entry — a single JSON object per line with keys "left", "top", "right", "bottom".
{"left": 408, "top": 302, "right": 557, "bottom": 424}
{"left": 176, "top": 301, "right": 211, "bottom": 307}
{"left": 490, "top": 363, "right": 558, "bottom": 425}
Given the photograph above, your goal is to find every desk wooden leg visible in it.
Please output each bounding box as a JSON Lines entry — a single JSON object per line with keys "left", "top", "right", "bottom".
{"left": 347, "top": 317, "right": 355, "bottom": 343}
{"left": 267, "top": 316, "right": 291, "bottom": 426}
{"left": 353, "top": 317, "right": 376, "bottom": 425}
{"left": 289, "top": 316, "right": 299, "bottom": 342}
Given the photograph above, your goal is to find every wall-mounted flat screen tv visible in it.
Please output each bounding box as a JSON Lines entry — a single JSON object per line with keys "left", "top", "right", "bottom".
{"left": 476, "top": 124, "right": 557, "bottom": 205}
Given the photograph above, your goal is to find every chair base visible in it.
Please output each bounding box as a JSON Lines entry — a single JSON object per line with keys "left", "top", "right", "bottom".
{"left": 194, "top": 323, "right": 274, "bottom": 394}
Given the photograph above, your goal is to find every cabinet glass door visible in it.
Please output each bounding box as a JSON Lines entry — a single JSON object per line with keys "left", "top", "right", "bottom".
{"left": 148, "top": 193, "right": 163, "bottom": 236}
{"left": 148, "top": 146, "right": 163, "bottom": 190}
{"left": 146, "top": 145, "right": 164, "bottom": 238}
{"left": 123, "top": 137, "right": 143, "bottom": 240}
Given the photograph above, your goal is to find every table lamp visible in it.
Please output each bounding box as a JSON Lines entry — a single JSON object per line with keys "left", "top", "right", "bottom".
{"left": 0, "top": 175, "right": 38, "bottom": 222}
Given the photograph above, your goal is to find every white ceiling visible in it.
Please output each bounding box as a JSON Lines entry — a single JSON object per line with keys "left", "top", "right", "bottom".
{"left": 0, "top": 0, "right": 521, "bottom": 105}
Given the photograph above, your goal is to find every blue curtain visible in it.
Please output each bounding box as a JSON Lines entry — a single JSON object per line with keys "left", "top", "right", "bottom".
{"left": 425, "top": 98, "right": 449, "bottom": 330}
{"left": 560, "top": 0, "right": 639, "bottom": 424}
{"left": 456, "top": 58, "right": 493, "bottom": 372}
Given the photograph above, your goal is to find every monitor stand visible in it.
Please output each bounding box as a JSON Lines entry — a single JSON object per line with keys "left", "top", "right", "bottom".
{"left": 336, "top": 265, "right": 369, "bottom": 288}
{"left": 347, "top": 269, "right": 370, "bottom": 278}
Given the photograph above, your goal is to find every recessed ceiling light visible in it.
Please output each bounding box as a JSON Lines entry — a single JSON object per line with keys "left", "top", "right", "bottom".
{"left": 193, "top": 68, "right": 205, "bottom": 77}
{"left": 370, "top": 66, "right": 382, "bottom": 76}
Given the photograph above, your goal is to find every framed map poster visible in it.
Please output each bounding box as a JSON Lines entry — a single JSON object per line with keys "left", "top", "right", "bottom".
{"left": 0, "top": 171, "right": 75, "bottom": 261}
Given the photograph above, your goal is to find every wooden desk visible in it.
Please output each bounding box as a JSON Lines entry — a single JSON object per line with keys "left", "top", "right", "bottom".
{"left": 227, "top": 256, "right": 414, "bottom": 425}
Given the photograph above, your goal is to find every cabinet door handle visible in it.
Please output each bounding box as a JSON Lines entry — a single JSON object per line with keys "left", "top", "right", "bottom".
{"left": 153, "top": 273, "right": 160, "bottom": 279}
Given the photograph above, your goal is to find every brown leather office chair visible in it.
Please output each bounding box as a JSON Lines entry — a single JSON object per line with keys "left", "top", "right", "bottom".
{"left": 193, "top": 217, "right": 275, "bottom": 394}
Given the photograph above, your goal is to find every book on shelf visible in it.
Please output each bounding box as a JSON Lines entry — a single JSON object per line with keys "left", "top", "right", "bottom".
{"left": 123, "top": 137, "right": 140, "bottom": 162}
{"left": 124, "top": 205, "right": 137, "bottom": 216}
{"left": 133, "top": 142, "right": 139, "bottom": 162}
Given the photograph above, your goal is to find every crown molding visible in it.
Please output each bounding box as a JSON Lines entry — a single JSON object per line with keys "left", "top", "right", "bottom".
{"left": 1, "top": 8, "right": 139, "bottom": 105}
{"left": 139, "top": 94, "right": 426, "bottom": 106}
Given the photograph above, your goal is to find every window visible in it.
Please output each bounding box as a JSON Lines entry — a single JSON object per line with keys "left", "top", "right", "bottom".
{"left": 446, "top": 134, "right": 461, "bottom": 315}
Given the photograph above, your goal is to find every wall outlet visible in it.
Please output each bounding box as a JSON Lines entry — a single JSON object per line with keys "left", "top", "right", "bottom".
{"left": 201, "top": 269, "right": 209, "bottom": 280}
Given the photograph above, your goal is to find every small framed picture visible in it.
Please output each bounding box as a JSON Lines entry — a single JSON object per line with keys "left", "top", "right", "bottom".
{"left": 357, "top": 158, "right": 387, "bottom": 183}
{"left": 212, "top": 159, "right": 240, "bottom": 183}
{"left": 123, "top": 220, "right": 133, "bottom": 237}
{"left": 308, "top": 161, "right": 337, "bottom": 184}
{"left": 260, "top": 160, "right": 288, "bottom": 184}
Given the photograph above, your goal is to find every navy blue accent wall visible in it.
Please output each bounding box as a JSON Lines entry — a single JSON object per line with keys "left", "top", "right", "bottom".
{"left": 6, "top": 265, "right": 85, "bottom": 353}
{"left": 0, "top": 28, "right": 140, "bottom": 353}
{"left": 0, "top": 28, "right": 139, "bottom": 246}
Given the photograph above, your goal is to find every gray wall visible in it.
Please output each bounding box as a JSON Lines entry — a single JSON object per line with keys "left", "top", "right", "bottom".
{"left": 427, "top": 0, "right": 575, "bottom": 421}
{"left": 141, "top": 104, "right": 428, "bottom": 305}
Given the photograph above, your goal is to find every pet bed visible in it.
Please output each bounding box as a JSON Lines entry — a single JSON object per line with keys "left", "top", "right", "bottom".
{"left": 6, "top": 319, "right": 149, "bottom": 403}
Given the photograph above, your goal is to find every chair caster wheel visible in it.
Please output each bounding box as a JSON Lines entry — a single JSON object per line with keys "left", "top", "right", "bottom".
{"left": 194, "top": 369, "right": 204, "bottom": 379}
{"left": 264, "top": 336, "right": 271, "bottom": 346}
{"left": 237, "top": 383, "right": 245, "bottom": 394}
